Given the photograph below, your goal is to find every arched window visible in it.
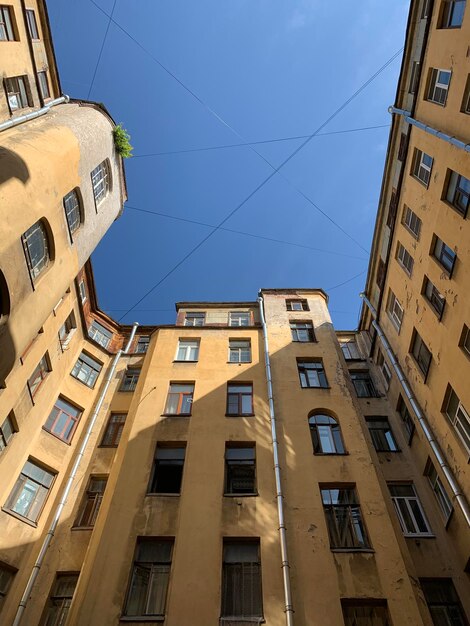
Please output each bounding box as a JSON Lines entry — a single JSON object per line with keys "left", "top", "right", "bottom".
{"left": 309, "top": 412, "right": 345, "bottom": 454}
{"left": 91, "top": 159, "right": 111, "bottom": 206}
{"left": 21, "top": 220, "right": 50, "bottom": 279}
{"left": 63, "top": 189, "right": 82, "bottom": 237}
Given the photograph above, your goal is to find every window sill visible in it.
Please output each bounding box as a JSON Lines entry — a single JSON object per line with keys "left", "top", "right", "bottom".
{"left": 411, "top": 174, "right": 429, "bottom": 189}
{"left": 118, "top": 389, "right": 136, "bottom": 393}
{"left": 225, "top": 414, "right": 255, "bottom": 418}
{"left": 70, "top": 375, "right": 97, "bottom": 390}
{"left": 120, "top": 617, "right": 165, "bottom": 622}
{"left": 146, "top": 493, "right": 180, "bottom": 497}
{"left": 403, "top": 533, "right": 435, "bottom": 539}
{"left": 160, "top": 414, "right": 191, "bottom": 418}
{"left": 330, "top": 548, "right": 374, "bottom": 553}
{"left": 227, "top": 361, "right": 252, "bottom": 365}
{"left": 71, "top": 526, "right": 94, "bottom": 531}
{"left": 442, "top": 199, "right": 467, "bottom": 220}
{"left": 300, "top": 386, "right": 331, "bottom": 390}
{"left": 430, "top": 254, "right": 454, "bottom": 279}
{"left": 1, "top": 507, "right": 38, "bottom": 527}
{"left": 41, "top": 427, "right": 72, "bottom": 445}
{"left": 224, "top": 493, "right": 258, "bottom": 497}
{"left": 375, "top": 449, "right": 402, "bottom": 453}
{"left": 220, "top": 619, "right": 265, "bottom": 624}
{"left": 314, "top": 452, "right": 349, "bottom": 456}
{"left": 97, "top": 445, "right": 118, "bottom": 449}
{"left": 173, "top": 360, "right": 198, "bottom": 363}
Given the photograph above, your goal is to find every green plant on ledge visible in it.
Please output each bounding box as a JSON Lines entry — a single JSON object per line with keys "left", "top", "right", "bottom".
{"left": 113, "top": 124, "right": 133, "bottom": 158}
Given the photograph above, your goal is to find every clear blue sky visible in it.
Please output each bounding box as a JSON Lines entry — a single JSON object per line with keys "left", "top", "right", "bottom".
{"left": 47, "top": 0, "right": 409, "bottom": 328}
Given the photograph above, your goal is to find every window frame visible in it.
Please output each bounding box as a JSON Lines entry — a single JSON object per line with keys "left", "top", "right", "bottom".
{"left": 402, "top": 205, "right": 421, "bottom": 239}
{"left": 71, "top": 352, "right": 102, "bottom": 389}
{"left": 119, "top": 368, "right": 140, "bottom": 392}
{"left": 221, "top": 539, "right": 263, "bottom": 621}
{"left": 422, "top": 276, "right": 445, "bottom": 319}
{"left": 224, "top": 444, "right": 257, "bottom": 496}
{"left": 135, "top": 335, "right": 150, "bottom": 353}
{"left": 350, "top": 371, "right": 378, "bottom": 398}
{"left": 443, "top": 385, "right": 470, "bottom": 454}
{"left": 425, "top": 459, "right": 454, "bottom": 524}
{"left": 58, "top": 311, "right": 76, "bottom": 350}
{"left": 389, "top": 483, "right": 433, "bottom": 537}
{"left": 100, "top": 413, "right": 127, "bottom": 447}
{"left": 426, "top": 67, "right": 451, "bottom": 105}
{"left": 431, "top": 235, "right": 456, "bottom": 276}
{"left": 63, "top": 189, "right": 82, "bottom": 239}
{"left": 40, "top": 573, "right": 79, "bottom": 626}
{"left": 175, "top": 339, "right": 200, "bottom": 362}
{"left": 74, "top": 475, "right": 107, "bottom": 528}
{"left": 0, "top": 5, "right": 15, "bottom": 40}
{"left": 226, "top": 383, "right": 254, "bottom": 417}
{"left": 445, "top": 169, "right": 470, "bottom": 217}
{"left": 340, "top": 339, "right": 362, "bottom": 360}
{"left": 297, "top": 359, "right": 329, "bottom": 389}
{"left": 459, "top": 324, "right": 470, "bottom": 358}
{"left": 411, "top": 148, "right": 433, "bottom": 187}
{"left": 396, "top": 241, "right": 414, "bottom": 276}
{"left": 43, "top": 396, "right": 82, "bottom": 444}
{"left": 37, "top": 69, "right": 50, "bottom": 99}
{"left": 290, "top": 320, "right": 315, "bottom": 342}
{"left": 148, "top": 444, "right": 186, "bottom": 495}
{"left": 88, "top": 320, "right": 112, "bottom": 348}
{"left": 90, "top": 160, "right": 111, "bottom": 207}
{"left": 25, "top": 8, "right": 39, "bottom": 39}
{"left": 386, "top": 289, "right": 404, "bottom": 332}
{"left": 366, "top": 417, "right": 399, "bottom": 452}
{"left": 4, "top": 458, "right": 56, "bottom": 524}
{"left": 286, "top": 298, "right": 309, "bottom": 311}
{"left": 309, "top": 413, "right": 345, "bottom": 455}
{"left": 27, "top": 352, "right": 51, "bottom": 400}
{"left": 163, "top": 383, "right": 194, "bottom": 416}
{"left": 410, "top": 329, "right": 432, "bottom": 379}
{"left": 229, "top": 311, "right": 251, "bottom": 327}
{"left": 409, "top": 60, "right": 421, "bottom": 94}
{"left": 21, "top": 220, "right": 50, "bottom": 280}
{"left": 342, "top": 600, "right": 391, "bottom": 626}
{"left": 397, "top": 396, "right": 415, "bottom": 444}
{"left": 438, "top": 0, "right": 466, "bottom": 28}
{"left": 5, "top": 75, "right": 31, "bottom": 112}
{"left": 320, "top": 486, "right": 371, "bottom": 551}
{"left": 0, "top": 411, "right": 17, "bottom": 454}
{"left": 0, "top": 561, "right": 16, "bottom": 606}
{"left": 184, "top": 312, "right": 205, "bottom": 326}
{"left": 228, "top": 339, "right": 251, "bottom": 363}
{"left": 461, "top": 73, "right": 470, "bottom": 114}
{"left": 420, "top": 578, "right": 468, "bottom": 626}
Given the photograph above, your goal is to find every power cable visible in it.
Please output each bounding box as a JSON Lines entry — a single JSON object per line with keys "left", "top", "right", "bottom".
{"left": 133, "top": 124, "right": 389, "bottom": 158}
{"left": 113, "top": 46, "right": 402, "bottom": 321}
{"left": 125, "top": 205, "right": 369, "bottom": 261}
{"left": 326, "top": 269, "right": 366, "bottom": 292}
{"left": 88, "top": 0, "right": 398, "bottom": 255}
{"left": 87, "top": 0, "right": 118, "bottom": 99}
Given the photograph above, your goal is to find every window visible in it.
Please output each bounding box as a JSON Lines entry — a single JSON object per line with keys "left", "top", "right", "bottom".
{"left": 41, "top": 574, "right": 78, "bottom": 626}
{"left": 221, "top": 541, "right": 263, "bottom": 621}
{"left": 71, "top": 352, "right": 102, "bottom": 388}
{"left": 229, "top": 311, "right": 250, "bottom": 326}
{"left": 184, "top": 312, "right": 205, "bottom": 326}
{"left": 59, "top": 311, "right": 76, "bottom": 348}
{"left": 420, "top": 579, "right": 467, "bottom": 625}
{"left": 164, "top": 383, "right": 194, "bottom": 415}
{"left": 149, "top": 445, "right": 186, "bottom": 494}
{"left": 367, "top": 417, "right": 399, "bottom": 452}
{"left": 22, "top": 220, "right": 50, "bottom": 279}
{"left": 0, "top": 412, "right": 16, "bottom": 454}
{"left": 425, "top": 460, "right": 453, "bottom": 523}
{"left": 27, "top": 353, "right": 50, "bottom": 399}
{"left": 412, "top": 149, "right": 433, "bottom": 187}
{"left": 26, "top": 8, "right": 39, "bottom": 38}
{"left": 411, "top": 329, "right": 432, "bottom": 378}
{"left": 227, "top": 383, "right": 253, "bottom": 416}
{"left": 229, "top": 339, "right": 251, "bottom": 363}
{"left": 309, "top": 413, "right": 345, "bottom": 454}
{"left": 443, "top": 385, "right": 470, "bottom": 453}
{"left": 321, "top": 487, "right": 370, "bottom": 550}
{"left": 350, "top": 371, "right": 377, "bottom": 398}
{"left": 445, "top": 170, "right": 470, "bottom": 217}
{"left": 120, "top": 368, "right": 140, "bottom": 392}
{"left": 340, "top": 339, "right": 361, "bottom": 360}
{"left": 462, "top": 74, "right": 470, "bottom": 113}
{"left": 396, "top": 242, "right": 414, "bottom": 275}
{"left": 402, "top": 205, "right": 421, "bottom": 238}
{"left": 91, "top": 160, "right": 110, "bottom": 205}
{"left": 377, "top": 350, "right": 392, "bottom": 389}
{"left": 0, "top": 562, "right": 15, "bottom": 606}
{"left": 44, "top": 397, "right": 82, "bottom": 443}
{"left": 63, "top": 190, "right": 81, "bottom": 236}
{"left": 0, "top": 5, "right": 15, "bottom": 40}
{"left": 78, "top": 280, "right": 87, "bottom": 303}
{"left": 432, "top": 236, "right": 456, "bottom": 275}
{"left": 427, "top": 68, "right": 451, "bottom": 105}
{"left": 101, "top": 413, "right": 126, "bottom": 447}
{"left": 389, "top": 484, "right": 432, "bottom": 536}
{"left": 398, "top": 132, "right": 408, "bottom": 161}
{"left": 135, "top": 335, "right": 150, "bottom": 353}
{"left": 298, "top": 360, "right": 328, "bottom": 388}
{"left": 342, "top": 601, "right": 391, "bottom": 626}
{"left": 376, "top": 258, "right": 386, "bottom": 288}
{"left": 124, "top": 539, "right": 173, "bottom": 618}
{"left": 423, "top": 277, "right": 445, "bottom": 318}
{"left": 225, "top": 445, "right": 256, "bottom": 495}
{"left": 286, "top": 298, "right": 309, "bottom": 311}
{"left": 386, "top": 289, "right": 404, "bottom": 331}
{"left": 4, "top": 459, "right": 55, "bottom": 523}
{"left": 439, "top": 0, "right": 466, "bottom": 27}
{"left": 74, "top": 476, "right": 107, "bottom": 527}
{"left": 459, "top": 324, "right": 470, "bottom": 357}
{"left": 5, "top": 75, "right": 31, "bottom": 111}
{"left": 88, "top": 320, "right": 112, "bottom": 348}
{"left": 176, "top": 339, "right": 199, "bottom": 361}
{"left": 398, "top": 396, "right": 415, "bottom": 442}
{"left": 290, "top": 320, "right": 315, "bottom": 342}
{"left": 37, "top": 70, "right": 50, "bottom": 99}
{"left": 409, "top": 61, "right": 421, "bottom": 94}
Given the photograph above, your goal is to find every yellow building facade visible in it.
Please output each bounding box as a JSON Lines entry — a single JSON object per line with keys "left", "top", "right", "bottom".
{"left": 0, "top": 1, "right": 469, "bottom": 625}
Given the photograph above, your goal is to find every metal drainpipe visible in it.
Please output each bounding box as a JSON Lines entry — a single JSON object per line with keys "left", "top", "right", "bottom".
{"left": 12, "top": 323, "right": 139, "bottom": 626}
{"left": 360, "top": 294, "right": 470, "bottom": 527}
{"left": 0, "top": 95, "right": 69, "bottom": 133}
{"left": 388, "top": 106, "right": 470, "bottom": 152}
{"left": 257, "top": 295, "right": 294, "bottom": 626}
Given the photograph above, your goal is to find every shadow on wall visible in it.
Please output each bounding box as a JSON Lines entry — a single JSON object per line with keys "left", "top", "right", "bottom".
{"left": 0, "top": 147, "right": 30, "bottom": 186}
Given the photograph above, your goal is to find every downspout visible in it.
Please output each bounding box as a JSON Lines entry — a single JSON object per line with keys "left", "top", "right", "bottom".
{"left": 360, "top": 294, "right": 470, "bottom": 527}
{"left": 0, "top": 95, "right": 69, "bottom": 133}
{"left": 389, "top": 106, "right": 470, "bottom": 152}
{"left": 258, "top": 295, "right": 294, "bottom": 626}
{"left": 12, "top": 323, "right": 139, "bottom": 626}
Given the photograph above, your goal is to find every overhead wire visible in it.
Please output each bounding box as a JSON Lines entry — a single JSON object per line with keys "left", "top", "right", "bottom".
{"left": 86, "top": 0, "right": 118, "bottom": 99}
{"left": 88, "top": 0, "right": 398, "bottom": 256}
{"left": 132, "top": 124, "right": 390, "bottom": 158}
{"left": 125, "top": 204, "right": 369, "bottom": 261}
{"left": 326, "top": 269, "right": 367, "bottom": 292}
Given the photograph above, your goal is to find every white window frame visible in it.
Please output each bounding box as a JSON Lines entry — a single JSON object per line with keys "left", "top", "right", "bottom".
{"left": 412, "top": 149, "right": 433, "bottom": 187}
{"left": 229, "top": 311, "right": 250, "bottom": 327}
{"left": 22, "top": 221, "right": 49, "bottom": 279}
{"left": 389, "top": 484, "right": 433, "bottom": 537}
{"left": 63, "top": 190, "right": 81, "bottom": 236}
{"left": 402, "top": 206, "right": 421, "bottom": 239}
{"left": 184, "top": 312, "right": 205, "bottom": 327}
{"left": 340, "top": 339, "right": 361, "bottom": 360}
{"left": 386, "top": 290, "right": 404, "bottom": 332}
{"left": 88, "top": 321, "right": 112, "bottom": 348}
{"left": 427, "top": 68, "right": 451, "bottom": 105}
{"left": 396, "top": 242, "right": 414, "bottom": 276}
{"left": 426, "top": 460, "right": 453, "bottom": 523}
{"left": 228, "top": 340, "right": 251, "bottom": 363}
{"left": 176, "top": 340, "right": 200, "bottom": 362}
{"left": 444, "top": 388, "right": 470, "bottom": 454}
{"left": 91, "top": 160, "right": 110, "bottom": 206}
{"left": 37, "top": 69, "right": 50, "bottom": 99}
